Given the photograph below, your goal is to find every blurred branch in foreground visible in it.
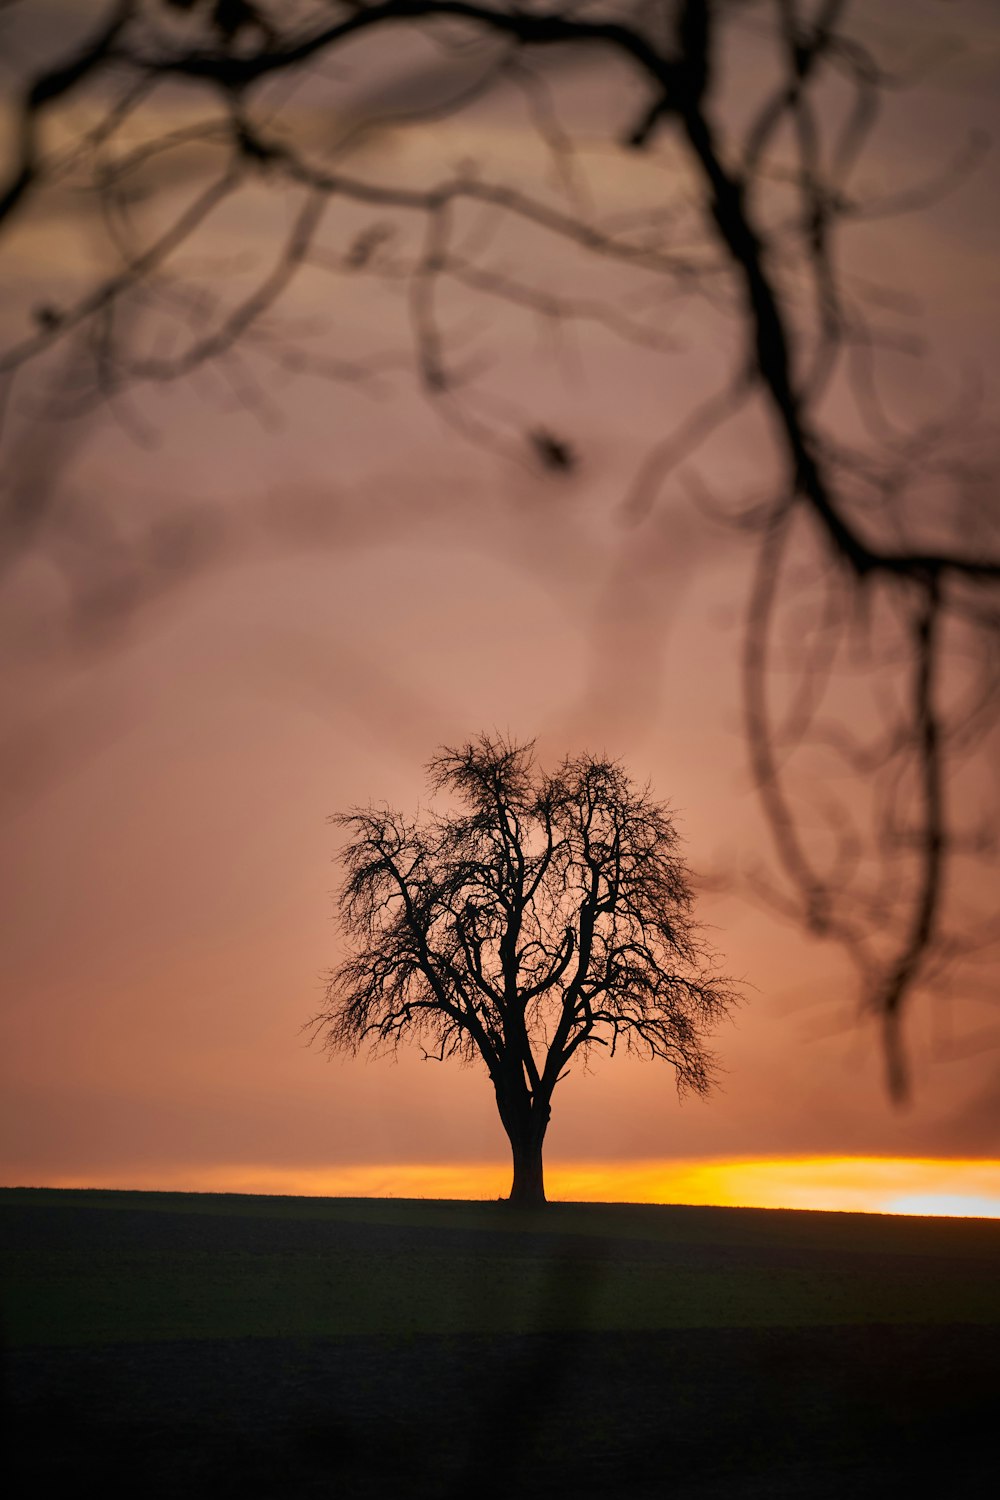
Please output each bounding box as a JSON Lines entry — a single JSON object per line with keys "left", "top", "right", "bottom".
{"left": 1, "top": 0, "right": 998, "bottom": 1097}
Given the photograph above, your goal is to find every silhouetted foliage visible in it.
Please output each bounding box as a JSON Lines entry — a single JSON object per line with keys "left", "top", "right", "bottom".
{"left": 310, "top": 734, "right": 738, "bottom": 1206}
{"left": 1, "top": 1, "right": 998, "bottom": 1094}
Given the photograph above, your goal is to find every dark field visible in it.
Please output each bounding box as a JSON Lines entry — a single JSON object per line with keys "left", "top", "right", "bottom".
{"left": 2, "top": 1188, "right": 998, "bottom": 1496}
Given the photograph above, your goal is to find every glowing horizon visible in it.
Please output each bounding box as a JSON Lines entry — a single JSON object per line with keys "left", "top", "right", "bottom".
{"left": 14, "top": 1156, "right": 1000, "bottom": 1220}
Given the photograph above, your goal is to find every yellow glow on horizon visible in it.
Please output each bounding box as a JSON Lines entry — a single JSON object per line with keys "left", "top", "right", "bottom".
{"left": 25, "top": 1156, "right": 1000, "bottom": 1219}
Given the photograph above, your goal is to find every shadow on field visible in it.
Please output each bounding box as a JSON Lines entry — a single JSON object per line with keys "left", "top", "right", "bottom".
{"left": 5, "top": 1322, "right": 998, "bottom": 1498}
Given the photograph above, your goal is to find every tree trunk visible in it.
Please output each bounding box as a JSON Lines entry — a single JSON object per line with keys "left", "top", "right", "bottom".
{"left": 507, "top": 1127, "right": 547, "bottom": 1209}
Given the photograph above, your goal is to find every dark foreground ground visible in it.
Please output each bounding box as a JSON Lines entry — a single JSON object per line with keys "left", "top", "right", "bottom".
{"left": 2, "top": 1189, "right": 998, "bottom": 1497}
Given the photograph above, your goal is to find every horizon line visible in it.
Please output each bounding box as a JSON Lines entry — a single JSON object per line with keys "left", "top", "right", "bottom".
{"left": 5, "top": 1154, "right": 1000, "bottom": 1219}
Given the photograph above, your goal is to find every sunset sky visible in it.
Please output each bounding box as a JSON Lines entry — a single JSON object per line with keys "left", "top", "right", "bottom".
{"left": 1, "top": 0, "right": 998, "bottom": 1217}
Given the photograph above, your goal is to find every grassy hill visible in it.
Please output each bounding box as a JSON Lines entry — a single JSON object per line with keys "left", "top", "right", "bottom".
{"left": 2, "top": 1187, "right": 998, "bottom": 1496}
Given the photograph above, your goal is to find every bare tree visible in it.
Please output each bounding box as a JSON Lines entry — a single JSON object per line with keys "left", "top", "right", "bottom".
{"left": 309, "top": 734, "right": 738, "bottom": 1207}
{"left": 1, "top": 1, "right": 998, "bottom": 1095}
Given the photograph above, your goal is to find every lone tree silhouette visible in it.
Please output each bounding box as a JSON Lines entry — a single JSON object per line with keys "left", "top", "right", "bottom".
{"left": 310, "top": 734, "right": 739, "bottom": 1208}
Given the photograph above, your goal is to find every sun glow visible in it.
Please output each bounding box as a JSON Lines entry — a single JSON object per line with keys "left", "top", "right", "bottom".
{"left": 32, "top": 1157, "right": 1000, "bottom": 1217}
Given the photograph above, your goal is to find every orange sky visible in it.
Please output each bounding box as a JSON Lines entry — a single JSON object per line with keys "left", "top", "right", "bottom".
{"left": 1, "top": 1, "right": 998, "bottom": 1212}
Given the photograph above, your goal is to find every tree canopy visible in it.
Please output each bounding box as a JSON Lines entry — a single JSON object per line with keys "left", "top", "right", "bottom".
{"left": 311, "top": 734, "right": 739, "bottom": 1207}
